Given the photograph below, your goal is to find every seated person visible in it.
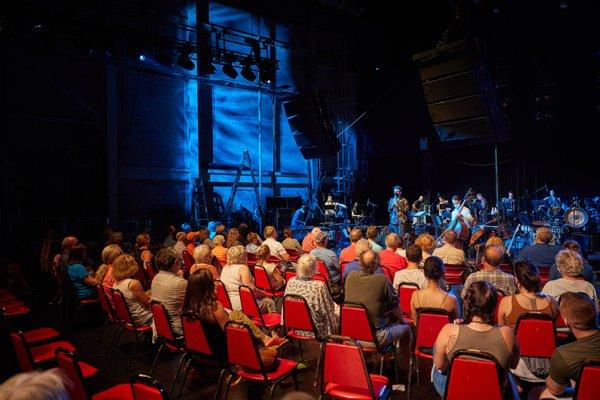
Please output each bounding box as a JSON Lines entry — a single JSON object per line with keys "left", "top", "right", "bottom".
{"left": 281, "top": 227, "right": 302, "bottom": 254}
{"left": 190, "top": 244, "right": 220, "bottom": 279}
{"left": 112, "top": 254, "right": 153, "bottom": 326}
{"left": 283, "top": 254, "right": 339, "bottom": 338}
{"left": 151, "top": 248, "right": 187, "bottom": 337}
{"left": 542, "top": 249, "right": 598, "bottom": 305}
{"left": 516, "top": 227, "right": 561, "bottom": 267}
{"left": 393, "top": 244, "right": 428, "bottom": 290}
{"left": 538, "top": 292, "right": 600, "bottom": 399}
{"left": 262, "top": 226, "right": 290, "bottom": 262}
{"left": 433, "top": 281, "right": 520, "bottom": 397}
{"left": 302, "top": 227, "right": 321, "bottom": 253}
{"left": 366, "top": 226, "right": 383, "bottom": 253}
{"left": 345, "top": 250, "right": 411, "bottom": 347}
{"left": 183, "top": 270, "right": 285, "bottom": 363}
{"left": 309, "top": 231, "right": 342, "bottom": 285}
{"left": 379, "top": 233, "right": 408, "bottom": 275}
{"left": 245, "top": 232, "right": 260, "bottom": 254}
{"left": 66, "top": 244, "right": 99, "bottom": 299}
{"left": 462, "top": 245, "right": 518, "bottom": 298}
{"left": 414, "top": 233, "right": 437, "bottom": 267}
{"left": 343, "top": 239, "right": 382, "bottom": 280}
{"left": 410, "top": 256, "right": 458, "bottom": 323}
{"left": 256, "top": 244, "right": 285, "bottom": 290}
{"left": 173, "top": 231, "right": 187, "bottom": 259}
{"left": 432, "top": 231, "right": 466, "bottom": 266}
{"left": 549, "top": 240, "right": 598, "bottom": 296}
{"left": 211, "top": 235, "right": 228, "bottom": 266}
{"left": 339, "top": 228, "right": 363, "bottom": 266}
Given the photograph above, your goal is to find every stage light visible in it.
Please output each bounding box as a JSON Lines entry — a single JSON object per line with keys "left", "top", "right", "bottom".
{"left": 199, "top": 61, "right": 216, "bottom": 76}
{"left": 259, "top": 59, "right": 274, "bottom": 84}
{"left": 177, "top": 45, "right": 195, "bottom": 70}
{"left": 222, "top": 54, "right": 238, "bottom": 79}
{"left": 240, "top": 58, "right": 256, "bottom": 82}
{"left": 155, "top": 51, "right": 174, "bottom": 67}
{"left": 138, "top": 54, "right": 146, "bottom": 62}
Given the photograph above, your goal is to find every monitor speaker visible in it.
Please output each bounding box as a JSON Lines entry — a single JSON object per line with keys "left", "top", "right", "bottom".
{"left": 283, "top": 91, "right": 340, "bottom": 159}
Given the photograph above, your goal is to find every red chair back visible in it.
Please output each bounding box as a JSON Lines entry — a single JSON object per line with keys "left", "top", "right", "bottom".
{"left": 151, "top": 301, "right": 176, "bottom": 342}
{"left": 538, "top": 265, "right": 550, "bottom": 285}
{"left": 246, "top": 252, "right": 258, "bottom": 268}
{"left": 239, "top": 285, "right": 261, "bottom": 322}
{"left": 340, "top": 302, "right": 378, "bottom": 345}
{"left": 283, "top": 295, "right": 318, "bottom": 339}
{"left": 515, "top": 312, "right": 556, "bottom": 358}
{"left": 494, "top": 293, "right": 504, "bottom": 323}
{"left": 445, "top": 350, "right": 504, "bottom": 400}
{"left": 225, "top": 322, "right": 263, "bottom": 372}
{"left": 214, "top": 280, "right": 233, "bottom": 310}
{"left": 499, "top": 263, "right": 512, "bottom": 274}
{"left": 145, "top": 262, "right": 156, "bottom": 282}
{"left": 444, "top": 264, "right": 464, "bottom": 286}
{"left": 286, "top": 248, "right": 300, "bottom": 262}
{"left": 182, "top": 250, "right": 195, "bottom": 270}
{"left": 253, "top": 266, "right": 274, "bottom": 292}
{"left": 56, "top": 348, "right": 89, "bottom": 400}
{"left": 415, "top": 308, "right": 452, "bottom": 356}
{"left": 112, "top": 289, "right": 134, "bottom": 326}
{"left": 96, "top": 285, "right": 117, "bottom": 322}
{"left": 267, "top": 255, "right": 282, "bottom": 265}
{"left": 180, "top": 311, "right": 213, "bottom": 357}
{"left": 9, "top": 332, "right": 34, "bottom": 371}
{"left": 285, "top": 270, "right": 297, "bottom": 282}
{"left": 320, "top": 337, "right": 380, "bottom": 398}
{"left": 574, "top": 360, "right": 600, "bottom": 400}
{"left": 131, "top": 374, "right": 168, "bottom": 399}
{"left": 398, "top": 283, "right": 419, "bottom": 317}
{"left": 315, "top": 260, "right": 330, "bottom": 282}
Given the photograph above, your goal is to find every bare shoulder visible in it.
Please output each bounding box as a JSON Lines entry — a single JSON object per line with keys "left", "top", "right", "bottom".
{"left": 498, "top": 325, "right": 515, "bottom": 341}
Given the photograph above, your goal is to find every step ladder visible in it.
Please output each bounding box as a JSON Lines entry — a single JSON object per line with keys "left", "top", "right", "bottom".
{"left": 192, "top": 178, "right": 210, "bottom": 228}
{"left": 223, "top": 150, "right": 264, "bottom": 226}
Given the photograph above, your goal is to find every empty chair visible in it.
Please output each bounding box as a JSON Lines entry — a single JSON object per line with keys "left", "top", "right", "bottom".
{"left": 1, "top": 308, "right": 59, "bottom": 345}
{"left": 319, "top": 336, "right": 390, "bottom": 400}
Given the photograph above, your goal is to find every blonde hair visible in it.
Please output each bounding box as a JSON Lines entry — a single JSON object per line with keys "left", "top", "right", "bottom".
{"left": 256, "top": 244, "right": 271, "bottom": 261}
{"left": 296, "top": 254, "right": 316, "bottom": 278}
{"left": 213, "top": 235, "right": 225, "bottom": 246}
{"left": 101, "top": 244, "right": 123, "bottom": 265}
{"left": 112, "top": 254, "right": 139, "bottom": 281}
{"left": 555, "top": 249, "right": 584, "bottom": 278}
{"left": 0, "top": 369, "right": 68, "bottom": 400}
{"left": 385, "top": 233, "right": 400, "bottom": 249}
{"left": 136, "top": 233, "right": 150, "bottom": 248}
{"left": 535, "top": 227, "right": 553, "bottom": 244}
{"left": 415, "top": 233, "right": 436, "bottom": 253}
{"left": 226, "top": 245, "right": 246, "bottom": 265}
{"left": 485, "top": 235, "right": 505, "bottom": 250}
{"left": 355, "top": 238, "right": 372, "bottom": 258}
{"left": 263, "top": 225, "right": 277, "bottom": 238}
{"left": 192, "top": 244, "right": 211, "bottom": 264}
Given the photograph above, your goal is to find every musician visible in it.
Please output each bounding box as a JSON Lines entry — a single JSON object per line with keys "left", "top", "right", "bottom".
{"left": 324, "top": 195, "right": 346, "bottom": 222}
{"left": 291, "top": 204, "right": 308, "bottom": 229}
{"left": 436, "top": 195, "right": 450, "bottom": 216}
{"left": 544, "top": 189, "right": 561, "bottom": 206}
{"left": 475, "top": 193, "right": 488, "bottom": 223}
{"left": 387, "top": 185, "right": 409, "bottom": 235}
{"left": 412, "top": 195, "right": 425, "bottom": 212}
{"left": 351, "top": 202, "right": 364, "bottom": 221}
{"left": 451, "top": 195, "right": 475, "bottom": 229}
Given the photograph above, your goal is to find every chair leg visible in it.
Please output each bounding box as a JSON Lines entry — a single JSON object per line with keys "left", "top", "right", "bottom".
{"left": 222, "top": 372, "right": 233, "bottom": 400}
{"left": 292, "top": 372, "right": 299, "bottom": 391}
{"left": 415, "top": 356, "right": 420, "bottom": 386}
{"left": 269, "top": 382, "right": 279, "bottom": 400}
{"left": 126, "top": 332, "right": 143, "bottom": 371}
{"left": 106, "top": 326, "right": 124, "bottom": 363}
{"left": 393, "top": 346, "right": 399, "bottom": 384}
{"left": 313, "top": 342, "right": 323, "bottom": 389}
{"left": 94, "top": 318, "right": 109, "bottom": 350}
{"left": 177, "top": 358, "right": 192, "bottom": 400}
{"left": 168, "top": 353, "right": 186, "bottom": 397}
{"left": 298, "top": 341, "right": 304, "bottom": 361}
{"left": 149, "top": 343, "right": 164, "bottom": 377}
{"left": 407, "top": 354, "right": 413, "bottom": 400}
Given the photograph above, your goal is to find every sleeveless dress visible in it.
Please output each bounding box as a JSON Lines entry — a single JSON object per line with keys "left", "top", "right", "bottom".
{"left": 113, "top": 278, "right": 153, "bottom": 326}
{"left": 220, "top": 264, "right": 243, "bottom": 310}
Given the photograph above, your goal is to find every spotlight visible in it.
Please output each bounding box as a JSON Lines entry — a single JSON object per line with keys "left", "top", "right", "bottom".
{"left": 198, "top": 61, "right": 216, "bottom": 76}
{"left": 222, "top": 54, "right": 238, "bottom": 79}
{"left": 240, "top": 58, "right": 256, "bottom": 82}
{"left": 177, "top": 45, "right": 195, "bottom": 70}
{"left": 259, "top": 59, "right": 274, "bottom": 84}
{"left": 138, "top": 54, "right": 146, "bottom": 62}
{"left": 155, "top": 51, "right": 174, "bottom": 67}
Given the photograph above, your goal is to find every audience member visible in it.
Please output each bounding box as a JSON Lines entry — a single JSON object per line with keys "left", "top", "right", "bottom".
{"left": 263, "top": 226, "right": 290, "bottom": 261}
{"left": 281, "top": 227, "right": 302, "bottom": 254}
{"left": 410, "top": 256, "right": 458, "bottom": 323}
{"left": 516, "top": 227, "right": 561, "bottom": 267}
{"left": 393, "top": 244, "right": 428, "bottom": 289}
{"left": 256, "top": 244, "right": 284, "bottom": 290}
{"left": 309, "top": 231, "right": 341, "bottom": 285}
{"left": 462, "top": 245, "right": 517, "bottom": 297}
{"left": 339, "top": 228, "right": 363, "bottom": 266}
{"left": 415, "top": 233, "right": 436, "bottom": 266}
{"left": 343, "top": 238, "right": 382, "bottom": 279}
{"left": 173, "top": 232, "right": 187, "bottom": 259}
{"left": 134, "top": 233, "right": 153, "bottom": 271}
{"left": 379, "top": 233, "right": 408, "bottom": 275}
{"left": 186, "top": 231, "right": 199, "bottom": 254}
{"left": 245, "top": 232, "right": 260, "bottom": 253}
{"left": 162, "top": 225, "right": 177, "bottom": 248}
{"left": 151, "top": 248, "right": 187, "bottom": 337}
{"left": 432, "top": 231, "right": 466, "bottom": 265}
{"left": 366, "top": 226, "right": 383, "bottom": 253}
{"left": 226, "top": 228, "right": 241, "bottom": 248}
{"left": 58, "top": 236, "right": 78, "bottom": 271}
{"left": 211, "top": 235, "right": 228, "bottom": 266}
{"left": 112, "top": 254, "right": 152, "bottom": 326}
{"left": 97, "top": 245, "right": 123, "bottom": 301}
{"left": 66, "top": 244, "right": 98, "bottom": 299}
{"left": 0, "top": 369, "right": 68, "bottom": 400}
{"left": 549, "top": 240, "right": 598, "bottom": 294}
{"left": 190, "top": 244, "right": 220, "bottom": 279}
{"left": 542, "top": 249, "right": 597, "bottom": 304}
{"left": 302, "top": 227, "right": 321, "bottom": 253}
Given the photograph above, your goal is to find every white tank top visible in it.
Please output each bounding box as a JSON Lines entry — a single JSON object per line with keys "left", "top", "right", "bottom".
{"left": 219, "top": 264, "right": 243, "bottom": 311}
{"left": 113, "top": 278, "right": 152, "bottom": 326}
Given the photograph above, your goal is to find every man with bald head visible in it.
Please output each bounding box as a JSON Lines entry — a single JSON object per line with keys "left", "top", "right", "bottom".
{"left": 461, "top": 245, "right": 517, "bottom": 298}
{"left": 345, "top": 250, "right": 411, "bottom": 346}
{"left": 339, "top": 228, "right": 363, "bottom": 266}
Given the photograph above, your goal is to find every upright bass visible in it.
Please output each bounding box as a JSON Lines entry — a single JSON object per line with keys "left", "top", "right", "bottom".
{"left": 438, "top": 188, "right": 472, "bottom": 249}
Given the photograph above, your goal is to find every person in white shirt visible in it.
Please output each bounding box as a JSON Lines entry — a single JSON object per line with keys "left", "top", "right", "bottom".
{"left": 542, "top": 249, "right": 598, "bottom": 306}
{"left": 450, "top": 195, "right": 474, "bottom": 229}
{"left": 432, "top": 231, "right": 466, "bottom": 265}
{"left": 393, "top": 244, "right": 428, "bottom": 290}
{"left": 262, "top": 225, "right": 290, "bottom": 261}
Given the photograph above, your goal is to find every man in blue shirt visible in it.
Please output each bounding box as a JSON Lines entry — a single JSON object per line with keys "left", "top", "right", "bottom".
{"left": 309, "top": 231, "right": 341, "bottom": 284}
{"left": 516, "top": 227, "right": 561, "bottom": 267}
{"left": 343, "top": 238, "right": 383, "bottom": 280}
{"left": 291, "top": 204, "right": 308, "bottom": 229}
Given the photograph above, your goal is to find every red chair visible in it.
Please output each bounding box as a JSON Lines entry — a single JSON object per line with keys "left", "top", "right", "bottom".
{"left": 339, "top": 302, "right": 400, "bottom": 383}
{"left": 574, "top": 360, "right": 600, "bottom": 400}
{"left": 494, "top": 292, "right": 504, "bottom": 324}
{"left": 217, "top": 322, "right": 298, "bottom": 400}
{"left": 239, "top": 285, "right": 281, "bottom": 331}
{"left": 110, "top": 289, "right": 153, "bottom": 370}
{"left": 444, "top": 349, "right": 517, "bottom": 400}
{"left": 444, "top": 264, "right": 464, "bottom": 286}
{"left": 283, "top": 294, "right": 322, "bottom": 362}
{"left": 340, "top": 261, "right": 348, "bottom": 283}
{"left": 246, "top": 252, "right": 258, "bottom": 268}
{"left": 182, "top": 250, "right": 195, "bottom": 272}
{"left": 214, "top": 279, "right": 233, "bottom": 310}
{"left": 253, "top": 266, "right": 285, "bottom": 299}
{"left": 515, "top": 312, "right": 556, "bottom": 358}
{"left": 145, "top": 261, "right": 157, "bottom": 282}
{"left": 63, "top": 275, "right": 101, "bottom": 332}
{"left": 94, "top": 285, "right": 119, "bottom": 352}
{"left": 267, "top": 255, "right": 282, "bottom": 265}
{"left": 398, "top": 283, "right": 419, "bottom": 324}
{"left": 538, "top": 266, "right": 550, "bottom": 286}
{"left": 1, "top": 308, "right": 59, "bottom": 345}
{"left": 318, "top": 336, "right": 390, "bottom": 400}
{"left": 315, "top": 260, "right": 331, "bottom": 282}
{"left": 1, "top": 303, "right": 30, "bottom": 318}
{"left": 0, "top": 292, "right": 16, "bottom": 302}
{"left": 176, "top": 311, "right": 226, "bottom": 399}
{"left": 285, "top": 270, "right": 297, "bottom": 282}
{"left": 286, "top": 248, "right": 300, "bottom": 262}
{"left": 149, "top": 301, "right": 184, "bottom": 379}
{"left": 414, "top": 308, "right": 452, "bottom": 382}
{"left": 56, "top": 348, "right": 168, "bottom": 400}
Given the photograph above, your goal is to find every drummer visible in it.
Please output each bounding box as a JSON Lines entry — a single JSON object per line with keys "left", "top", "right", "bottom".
{"left": 543, "top": 189, "right": 561, "bottom": 207}
{"left": 515, "top": 227, "right": 561, "bottom": 268}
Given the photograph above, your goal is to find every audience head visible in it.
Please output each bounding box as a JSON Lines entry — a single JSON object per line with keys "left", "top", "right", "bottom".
{"left": 192, "top": 244, "right": 212, "bottom": 264}
{"left": 406, "top": 244, "right": 423, "bottom": 264}
{"left": 443, "top": 230, "right": 457, "bottom": 245}
{"left": 136, "top": 233, "right": 150, "bottom": 248}
{"left": 349, "top": 228, "right": 363, "bottom": 244}
{"left": 555, "top": 249, "right": 584, "bottom": 278}
{"left": 256, "top": 244, "right": 271, "bottom": 262}
{"left": 112, "top": 254, "right": 138, "bottom": 281}
{"left": 535, "top": 227, "right": 553, "bottom": 244}
{"left": 297, "top": 254, "right": 317, "bottom": 279}
{"left": 203, "top": 238, "right": 214, "bottom": 249}
{"left": 226, "top": 245, "right": 246, "bottom": 265}
{"left": 463, "top": 281, "right": 498, "bottom": 325}
{"left": 213, "top": 235, "right": 225, "bottom": 247}
{"left": 483, "top": 245, "right": 503, "bottom": 268}
{"left": 0, "top": 369, "right": 68, "bottom": 400}
{"left": 183, "top": 269, "right": 215, "bottom": 320}
{"left": 314, "top": 231, "right": 328, "bottom": 247}
{"left": 311, "top": 227, "right": 322, "bottom": 236}
{"left": 226, "top": 228, "right": 240, "bottom": 248}
{"left": 108, "top": 231, "right": 123, "bottom": 245}
{"left": 101, "top": 244, "right": 123, "bottom": 265}
{"left": 166, "top": 225, "right": 176, "bottom": 236}
{"left": 359, "top": 250, "right": 379, "bottom": 275}
{"left": 415, "top": 233, "right": 436, "bottom": 254}
{"left": 385, "top": 233, "right": 400, "bottom": 250}
{"left": 198, "top": 228, "right": 210, "bottom": 243}
{"left": 485, "top": 235, "right": 505, "bottom": 250}
{"left": 423, "top": 256, "right": 444, "bottom": 282}
{"left": 559, "top": 292, "right": 598, "bottom": 331}
{"left": 186, "top": 231, "right": 199, "bottom": 244}
{"left": 366, "top": 226, "right": 378, "bottom": 240}
{"left": 513, "top": 262, "right": 541, "bottom": 293}
{"left": 283, "top": 227, "right": 293, "bottom": 238}
{"left": 215, "top": 224, "right": 226, "bottom": 236}
{"left": 563, "top": 240, "right": 582, "bottom": 254}
{"left": 155, "top": 248, "right": 178, "bottom": 272}
{"left": 68, "top": 243, "right": 86, "bottom": 265}
{"left": 355, "top": 239, "right": 372, "bottom": 259}
{"left": 247, "top": 232, "right": 258, "bottom": 245}
{"left": 61, "top": 236, "right": 78, "bottom": 251}
{"left": 263, "top": 225, "right": 278, "bottom": 240}
{"left": 176, "top": 232, "right": 187, "bottom": 243}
